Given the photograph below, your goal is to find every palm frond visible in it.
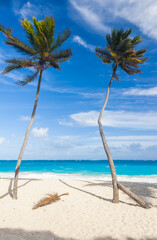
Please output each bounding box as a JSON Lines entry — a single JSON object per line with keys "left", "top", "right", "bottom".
{"left": 31, "top": 17, "right": 49, "bottom": 55}
{"left": 2, "top": 64, "right": 23, "bottom": 74}
{"left": 95, "top": 47, "right": 112, "bottom": 59}
{"left": 5, "top": 35, "right": 38, "bottom": 57}
{"left": 51, "top": 48, "right": 72, "bottom": 62}
{"left": 0, "top": 23, "right": 12, "bottom": 36}
{"left": 119, "top": 63, "right": 141, "bottom": 75}
{"left": 116, "top": 38, "right": 130, "bottom": 53}
{"left": 107, "top": 46, "right": 118, "bottom": 60}
{"left": 2, "top": 58, "right": 35, "bottom": 74}
{"left": 48, "top": 59, "right": 60, "bottom": 70}
{"left": 130, "top": 35, "right": 142, "bottom": 47}
{"left": 50, "top": 29, "right": 71, "bottom": 53}
{"left": 6, "top": 58, "right": 35, "bottom": 66}
{"left": 95, "top": 47, "right": 112, "bottom": 64}
{"left": 37, "top": 17, "right": 55, "bottom": 48}
{"left": 16, "top": 69, "right": 39, "bottom": 86}
{"left": 32, "top": 192, "right": 69, "bottom": 210}
{"left": 96, "top": 27, "right": 148, "bottom": 77}
{"left": 21, "top": 18, "right": 47, "bottom": 55}
{"left": 0, "top": 17, "right": 72, "bottom": 77}
{"left": 96, "top": 53, "right": 111, "bottom": 65}
{"left": 135, "top": 49, "right": 147, "bottom": 57}
{"left": 21, "top": 19, "right": 36, "bottom": 48}
{"left": 122, "top": 28, "right": 132, "bottom": 39}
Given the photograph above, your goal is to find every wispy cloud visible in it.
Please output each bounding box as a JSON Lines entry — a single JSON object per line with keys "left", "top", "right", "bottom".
{"left": 32, "top": 127, "right": 49, "bottom": 138}
{"left": 69, "top": 0, "right": 110, "bottom": 33}
{"left": 107, "top": 0, "right": 157, "bottom": 40}
{"left": 58, "top": 120, "right": 74, "bottom": 126}
{"left": 69, "top": 0, "right": 157, "bottom": 39}
{"left": 73, "top": 36, "right": 95, "bottom": 52}
{"left": 107, "top": 135, "right": 157, "bottom": 141}
{"left": 20, "top": 116, "right": 31, "bottom": 121}
{"left": 124, "top": 87, "right": 157, "bottom": 96}
{"left": 69, "top": 110, "right": 157, "bottom": 129}
{"left": 13, "top": 1, "right": 39, "bottom": 19}
{"left": 13, "top": 0, "right": 53, "bottom": 19}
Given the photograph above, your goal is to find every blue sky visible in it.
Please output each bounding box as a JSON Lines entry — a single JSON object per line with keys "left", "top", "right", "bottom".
{"left": 0, "top": 0, "right": 157, "bottom": 160}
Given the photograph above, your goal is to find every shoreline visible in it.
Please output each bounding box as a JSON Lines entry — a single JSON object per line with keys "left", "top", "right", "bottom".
{"left": 0, "top": 178, "right": 157, "bottom": 240}
{"left": 0, "top": 171, "right": 157, "bottom": 183}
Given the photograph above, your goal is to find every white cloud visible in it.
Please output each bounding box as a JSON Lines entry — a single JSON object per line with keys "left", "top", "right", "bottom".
{"left": 0, "top": 137, "right": 6, "bottom": 144}
{"left": 92, "top": 135, "right": 157, "bottom": 141}
{"left": 69, "top": 0, "right": 110, "bottom": 33}
{"left": 59, "top": 120, "right": 74, "bottom": 126}
{"left": 13, "top": 1, "right": 53, "bottom": 19}
{"left": 70, "top": 110, "right": 157, "bottom": 129}
{"left": 13, "top": 1, "right": 39, "bottom": 19}
{"left": 124, "top": 87, "right": 157, "bottom": 96}
{"left": 69, "top": 0, "right": 157, "bottom": 39}
{"left": 107, "top": 135, "right": 157, "bottom": 141}
{"left": 108, "top": 0, "right": 157, "bottom": 40}
{"left": 73, "top": 36, "right": 95, "bottom": 52}
{"left": 32, "top": 127, "right": 49, "bottom": 138}
{"left": 20, "top": 116, "right": 30, "bottom": 121}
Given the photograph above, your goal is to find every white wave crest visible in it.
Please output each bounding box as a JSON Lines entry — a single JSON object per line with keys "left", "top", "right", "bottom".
{"left": 0, "top": 172, "right": 157, "bottom": 183}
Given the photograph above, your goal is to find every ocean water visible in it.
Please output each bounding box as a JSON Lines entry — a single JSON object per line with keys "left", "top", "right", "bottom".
{"left": 0, "top": 160, "right": 157, "bottom": 183}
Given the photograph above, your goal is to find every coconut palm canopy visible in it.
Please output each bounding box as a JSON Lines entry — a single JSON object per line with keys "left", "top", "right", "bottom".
{"left": 95, "top": 28, "right": 148, "bottom": 80}
{"left": 0, "top": 17, "right": 72, "bottom": 86}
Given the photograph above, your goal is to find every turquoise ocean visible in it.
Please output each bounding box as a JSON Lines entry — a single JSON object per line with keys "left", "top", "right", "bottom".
{"left": 0, "top": 160, "right": 157, "bottom": 182}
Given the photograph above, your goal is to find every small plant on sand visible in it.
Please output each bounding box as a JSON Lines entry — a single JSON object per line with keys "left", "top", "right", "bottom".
{"left": 95, "top": 28, "right": 150, "bottom": 208}
{"left": 0, "top": 17, "right": 72, "bottom": 199}
{"left": 32, "top": 192, "right": 69, "bottom": 209}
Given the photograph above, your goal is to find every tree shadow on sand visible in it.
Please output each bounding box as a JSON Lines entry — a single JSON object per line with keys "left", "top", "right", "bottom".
{"left": 0, "top": 178, "right": 39, "bottom": 199}
{"left": 95, "top": 238, "right": 157, "bottom": 240}
{"left": 0, "top": 229, "right": 156, "bottom": 240}
{"left": 59, "top": 180, "right": 143, "bottom": 207}
{"left": 82, "top": 180, "right": 157, "bottom": 199}
{"left": 0, "top": 228, "right": 75, "bottom": 240}
{"left": 59, "top": 179, "right": 112, "bottom": 203}
{"left": 81, "top": 180, "right": 157, "bottom": 207}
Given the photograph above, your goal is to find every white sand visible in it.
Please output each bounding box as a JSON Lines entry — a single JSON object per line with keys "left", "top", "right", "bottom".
{"left": 0, "top": 178, "right": 157, "bottom": 240}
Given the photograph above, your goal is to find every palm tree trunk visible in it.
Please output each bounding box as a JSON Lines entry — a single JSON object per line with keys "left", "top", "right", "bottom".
{"left": 98, "top": 68, "right": 119, "bottom": 203}
{"left": 98, "top": 69, "right": 151, "bottom": 208}
{"left": 13, "top": 70, "right": 43, "bottom": 199}
{"left": 117, "top": 183, "right": 151, "bottom": 208}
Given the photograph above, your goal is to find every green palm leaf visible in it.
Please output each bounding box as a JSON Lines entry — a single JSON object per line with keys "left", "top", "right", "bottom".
{"left": 50, "top": 29, "right": 71, "bottom": 53}
{"left": 51, "top": 48, "right": 72, "bottom": 62}
{"left": 5, "top": 35, "right": 38, "bottom": 57}
{"left": 2, "top": 64, "right": 23, "bottom": 74}
{"left": 0, "top": 23, "right": 12, "bottom": 36}
{"left": 96, "top": 27, "right": 148, "bottom": 79}
{"left": 0, "top": 17, "right": 72, "bottom": 86}
{"left": 16, "top": 70, "right": 39, "bottom": 86}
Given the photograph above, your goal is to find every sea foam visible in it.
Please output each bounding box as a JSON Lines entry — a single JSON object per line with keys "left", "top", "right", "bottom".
{"left": 0, "top": 172, "right": 157, "bottom": 183}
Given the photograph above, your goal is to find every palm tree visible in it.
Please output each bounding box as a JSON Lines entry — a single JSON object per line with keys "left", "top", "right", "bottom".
{"left": 0, "top": 17, "right": 72, "bottom": 199}
{"left": 95, "top": 28, "right": 150, "bottom": 208}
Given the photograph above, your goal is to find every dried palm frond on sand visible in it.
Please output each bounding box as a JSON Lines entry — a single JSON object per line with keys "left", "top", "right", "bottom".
{"left": 32, "top": 193, "right": 69, "bottom": 210}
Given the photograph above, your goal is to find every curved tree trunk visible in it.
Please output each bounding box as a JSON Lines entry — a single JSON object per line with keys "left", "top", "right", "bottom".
{"left": 98, "top": 69, "right": 151, "bottom": 208}
{"left": 117, "top": 183, "right": 151, "bottom": 209}
{"left": 13, "top": 70, "right": 43, "bottom": 199}
{"left": 98, "top": 68, "right": 119, "bottom": 203}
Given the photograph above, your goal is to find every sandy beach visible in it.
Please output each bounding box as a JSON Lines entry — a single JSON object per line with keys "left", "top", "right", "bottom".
{"left": 0, "top": 178, "right": 157, "bottom": 240}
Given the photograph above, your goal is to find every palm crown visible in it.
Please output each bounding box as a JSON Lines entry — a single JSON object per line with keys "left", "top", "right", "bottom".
{"left": 0, "top": 16, "right": 72, "bottom": 86}
{"left": 95, "top": 28, "right": 148, "bottom": 80}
